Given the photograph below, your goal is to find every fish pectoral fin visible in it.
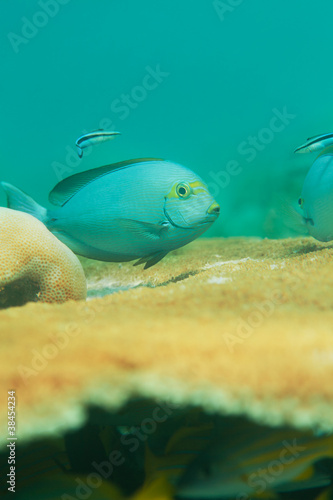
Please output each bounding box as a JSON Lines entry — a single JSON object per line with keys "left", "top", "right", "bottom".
{"left": 115, "top": 218, "right": 168, "bottom": 240}
{"left": 77, "top": 146, "right": 83, "bottom": 158}
{"left": 276, "top": 199, "right": 308, "bottom": 233}
{"left": 134, "top": 251, "right": 168, "bottom": 269}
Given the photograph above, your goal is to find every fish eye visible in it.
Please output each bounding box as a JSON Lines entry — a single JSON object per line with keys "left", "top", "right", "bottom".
{"left": 176, "top": 183, "right": 191, "bottom": 198}
{"left": 298, "top": 197, "right": 304, "bottom": 208}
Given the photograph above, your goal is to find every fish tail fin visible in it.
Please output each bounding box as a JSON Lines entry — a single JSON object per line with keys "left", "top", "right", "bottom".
{"left": 1, "top": 182, "right": 48, "bottom": 224}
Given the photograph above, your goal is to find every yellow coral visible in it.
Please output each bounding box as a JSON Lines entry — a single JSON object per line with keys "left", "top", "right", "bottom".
{"left": 0, "top": 207, "right": 86, "bottom": 304}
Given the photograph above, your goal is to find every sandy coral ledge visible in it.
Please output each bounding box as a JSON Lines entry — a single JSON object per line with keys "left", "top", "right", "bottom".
{"left": 1, "top": 236, "right": 333, "bottom": 446}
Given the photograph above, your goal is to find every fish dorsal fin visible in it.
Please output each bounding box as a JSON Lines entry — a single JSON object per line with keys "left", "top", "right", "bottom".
{"left": 306, "top": 133, "right": 327, "bottom": 141}
{"left": 49, "top": 158, "right": 163, "bottom": 207}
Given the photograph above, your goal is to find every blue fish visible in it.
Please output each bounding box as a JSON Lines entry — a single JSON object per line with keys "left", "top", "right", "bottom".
{"left": 290, "top": 151, "right": 333, "bottom": 241}
{"left": 76, "top": 130, "right": 120, "bottom": 157}
{"left": 1, "top": 159, "right": 220, "bottom": 269}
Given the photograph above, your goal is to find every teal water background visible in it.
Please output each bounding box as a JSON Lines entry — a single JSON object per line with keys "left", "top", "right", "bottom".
{"left": 1, "top": 0, "right": 333, "bottom": 238}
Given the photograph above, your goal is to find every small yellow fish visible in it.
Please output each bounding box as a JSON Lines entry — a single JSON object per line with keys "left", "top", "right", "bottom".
{"left": 131, "top": 414, "right": 216, "bottom": 499}
{"left": 177, "top": 417, "right": 333, "bottom": 499}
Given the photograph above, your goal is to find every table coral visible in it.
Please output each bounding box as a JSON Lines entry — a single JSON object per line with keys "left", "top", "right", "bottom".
{"left": 1, "top": 236, "right": 333, "bottom": 445}
{"left": 1, "top": 236, "right": 333, "bottom": 498}
{"left": 0, "top": 207, "right": 86, "bottom": 305}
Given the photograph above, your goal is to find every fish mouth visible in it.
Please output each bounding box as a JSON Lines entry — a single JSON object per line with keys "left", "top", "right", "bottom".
{"left": 207, "top": 201, "right": 220, "bottom": 216}
{"left": 201, "top": 202, "right": 220, "bottom": 224}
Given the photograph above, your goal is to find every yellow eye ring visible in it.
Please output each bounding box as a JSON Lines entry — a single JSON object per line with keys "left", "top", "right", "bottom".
{"left": 298, "top": 197, "right": 304, "bottom": 209}
{"left": 176, "top": 182, "right": 191, "bottom": 198}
